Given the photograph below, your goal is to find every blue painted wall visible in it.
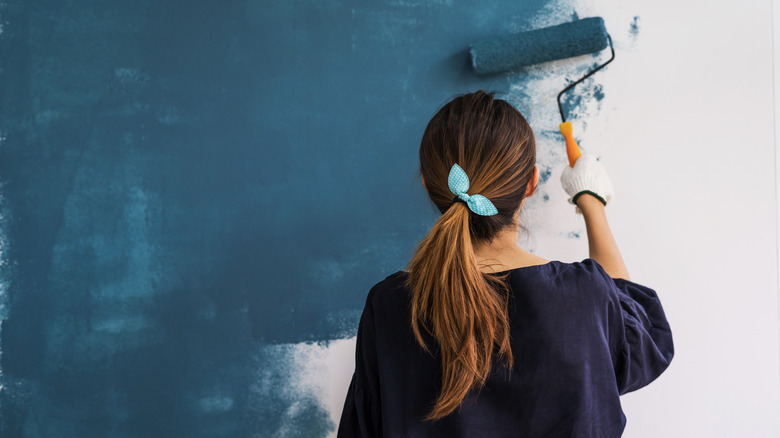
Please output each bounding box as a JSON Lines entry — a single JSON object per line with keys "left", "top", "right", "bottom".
{"left": 0, "top": 0, "right": 570, "bottom": 435}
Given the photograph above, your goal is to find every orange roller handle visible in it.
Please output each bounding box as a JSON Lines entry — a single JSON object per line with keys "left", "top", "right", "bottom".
{"left": 559, "top": 121, "right": 582, "bottom": 168}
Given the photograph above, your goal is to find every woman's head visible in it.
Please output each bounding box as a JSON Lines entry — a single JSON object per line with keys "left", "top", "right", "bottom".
{"left": 419, "top": 90, "right": 538, "bottom": 240}
{"left": 406, "top": 91, "right": 537, "bottom": 421}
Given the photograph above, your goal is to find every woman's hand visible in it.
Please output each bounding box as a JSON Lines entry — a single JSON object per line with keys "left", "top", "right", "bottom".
{"left": 560, "top": 154, "right": 614, "bottom": 212}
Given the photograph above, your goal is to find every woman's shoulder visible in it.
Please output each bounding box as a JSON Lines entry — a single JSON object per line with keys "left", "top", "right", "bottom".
{"left": 363, "top": 271, "right": 410, "bottom": 305}
{"left": 551, "top": 258, "right": 611, "bottom": 277}
{"left": 370, "top": 270, "right": 408, "bottom": 290}
{"left": 505, "top": 258, "right": 610, "bottom": 281}
{"left": 556, "top": 258, "right": 617, "bottom": 286}
{"left": 514, "top": 258, "right": 620, "bottom": 303}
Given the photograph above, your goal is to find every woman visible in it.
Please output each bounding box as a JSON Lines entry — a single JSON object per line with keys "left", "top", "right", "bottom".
{"left": 337, "top": 91, "right": 674, "bottom": 437}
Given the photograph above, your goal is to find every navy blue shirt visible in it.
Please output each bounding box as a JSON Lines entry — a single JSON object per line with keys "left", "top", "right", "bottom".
{"left": 337, "top": 259, "right": 674, "bottom": 437}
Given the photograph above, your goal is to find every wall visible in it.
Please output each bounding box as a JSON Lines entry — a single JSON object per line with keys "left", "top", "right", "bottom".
{"left": 0, "top": 0, "right": 777, "bottom": 437}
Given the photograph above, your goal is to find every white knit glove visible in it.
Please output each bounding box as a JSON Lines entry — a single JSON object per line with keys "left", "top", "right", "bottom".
{"left": 560, "top": 154, "right": 614, "bottom": 213}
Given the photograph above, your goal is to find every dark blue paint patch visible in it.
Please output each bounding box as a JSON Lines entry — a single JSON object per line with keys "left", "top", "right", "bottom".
{"left": 543, "top": 194, "right": 550, "bottom": 202}
{"left": 567, "top": 231, "right": 581, "bottom": 239}
{"left": 0, "top": 0, "right": 558, "bottom": 435}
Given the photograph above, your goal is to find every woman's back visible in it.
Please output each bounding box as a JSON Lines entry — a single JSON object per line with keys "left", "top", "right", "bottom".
{"left": 337, "top": 91, "right": 673, "bottom": 437}
{"left": 338, "top": 259, "right": 673, "bottom": 437}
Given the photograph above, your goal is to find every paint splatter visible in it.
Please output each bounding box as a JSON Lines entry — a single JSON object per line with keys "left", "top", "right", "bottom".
{"left": 539, "top": 166, "right": 552, "bottom": 184}
{"left": 593, "top": 84, "right": 604, "bottom": 102}
{"left": 559, "top": 76, "right": 606, "bottom": 122}
{"left": 629, "top": 16, "right": 640, "bottom": 38}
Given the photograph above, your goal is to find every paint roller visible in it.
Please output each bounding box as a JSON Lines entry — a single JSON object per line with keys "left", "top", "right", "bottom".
{"left": 469, "top": 17, "right": 615, "bottom": 167}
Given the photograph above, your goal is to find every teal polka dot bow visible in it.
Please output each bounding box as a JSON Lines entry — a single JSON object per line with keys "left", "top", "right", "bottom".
{"left": 448, "top": 164, "right": 498, "bottom": 216}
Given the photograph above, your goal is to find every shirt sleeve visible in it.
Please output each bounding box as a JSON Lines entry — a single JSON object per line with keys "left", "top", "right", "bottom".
{"left": 337, "top": 286, "right": 383, "bottom": 438}
{"left": 593, "top": 262, "right": 675, "bottom": 395}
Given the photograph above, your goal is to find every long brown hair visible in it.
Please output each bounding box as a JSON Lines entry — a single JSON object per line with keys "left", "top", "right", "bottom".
{"left": 405, "top": 91, "right": 536, "bottom": 421}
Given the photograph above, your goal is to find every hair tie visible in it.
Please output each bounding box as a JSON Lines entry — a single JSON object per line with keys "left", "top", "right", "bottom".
{"left": 448, "top": 164, "right": 498, "bottom": 216}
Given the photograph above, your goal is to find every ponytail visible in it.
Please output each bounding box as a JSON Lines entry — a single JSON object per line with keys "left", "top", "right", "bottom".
{"left": 405, "top": 200, "right": 513, "bottom": 421}
{"left": 407, "top": 90, "right": 536, "bottom": 420}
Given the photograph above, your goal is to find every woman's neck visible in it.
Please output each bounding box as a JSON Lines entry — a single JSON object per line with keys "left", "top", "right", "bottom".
{"left": 472, "top": 227, "right": 548, "bottom": 273}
